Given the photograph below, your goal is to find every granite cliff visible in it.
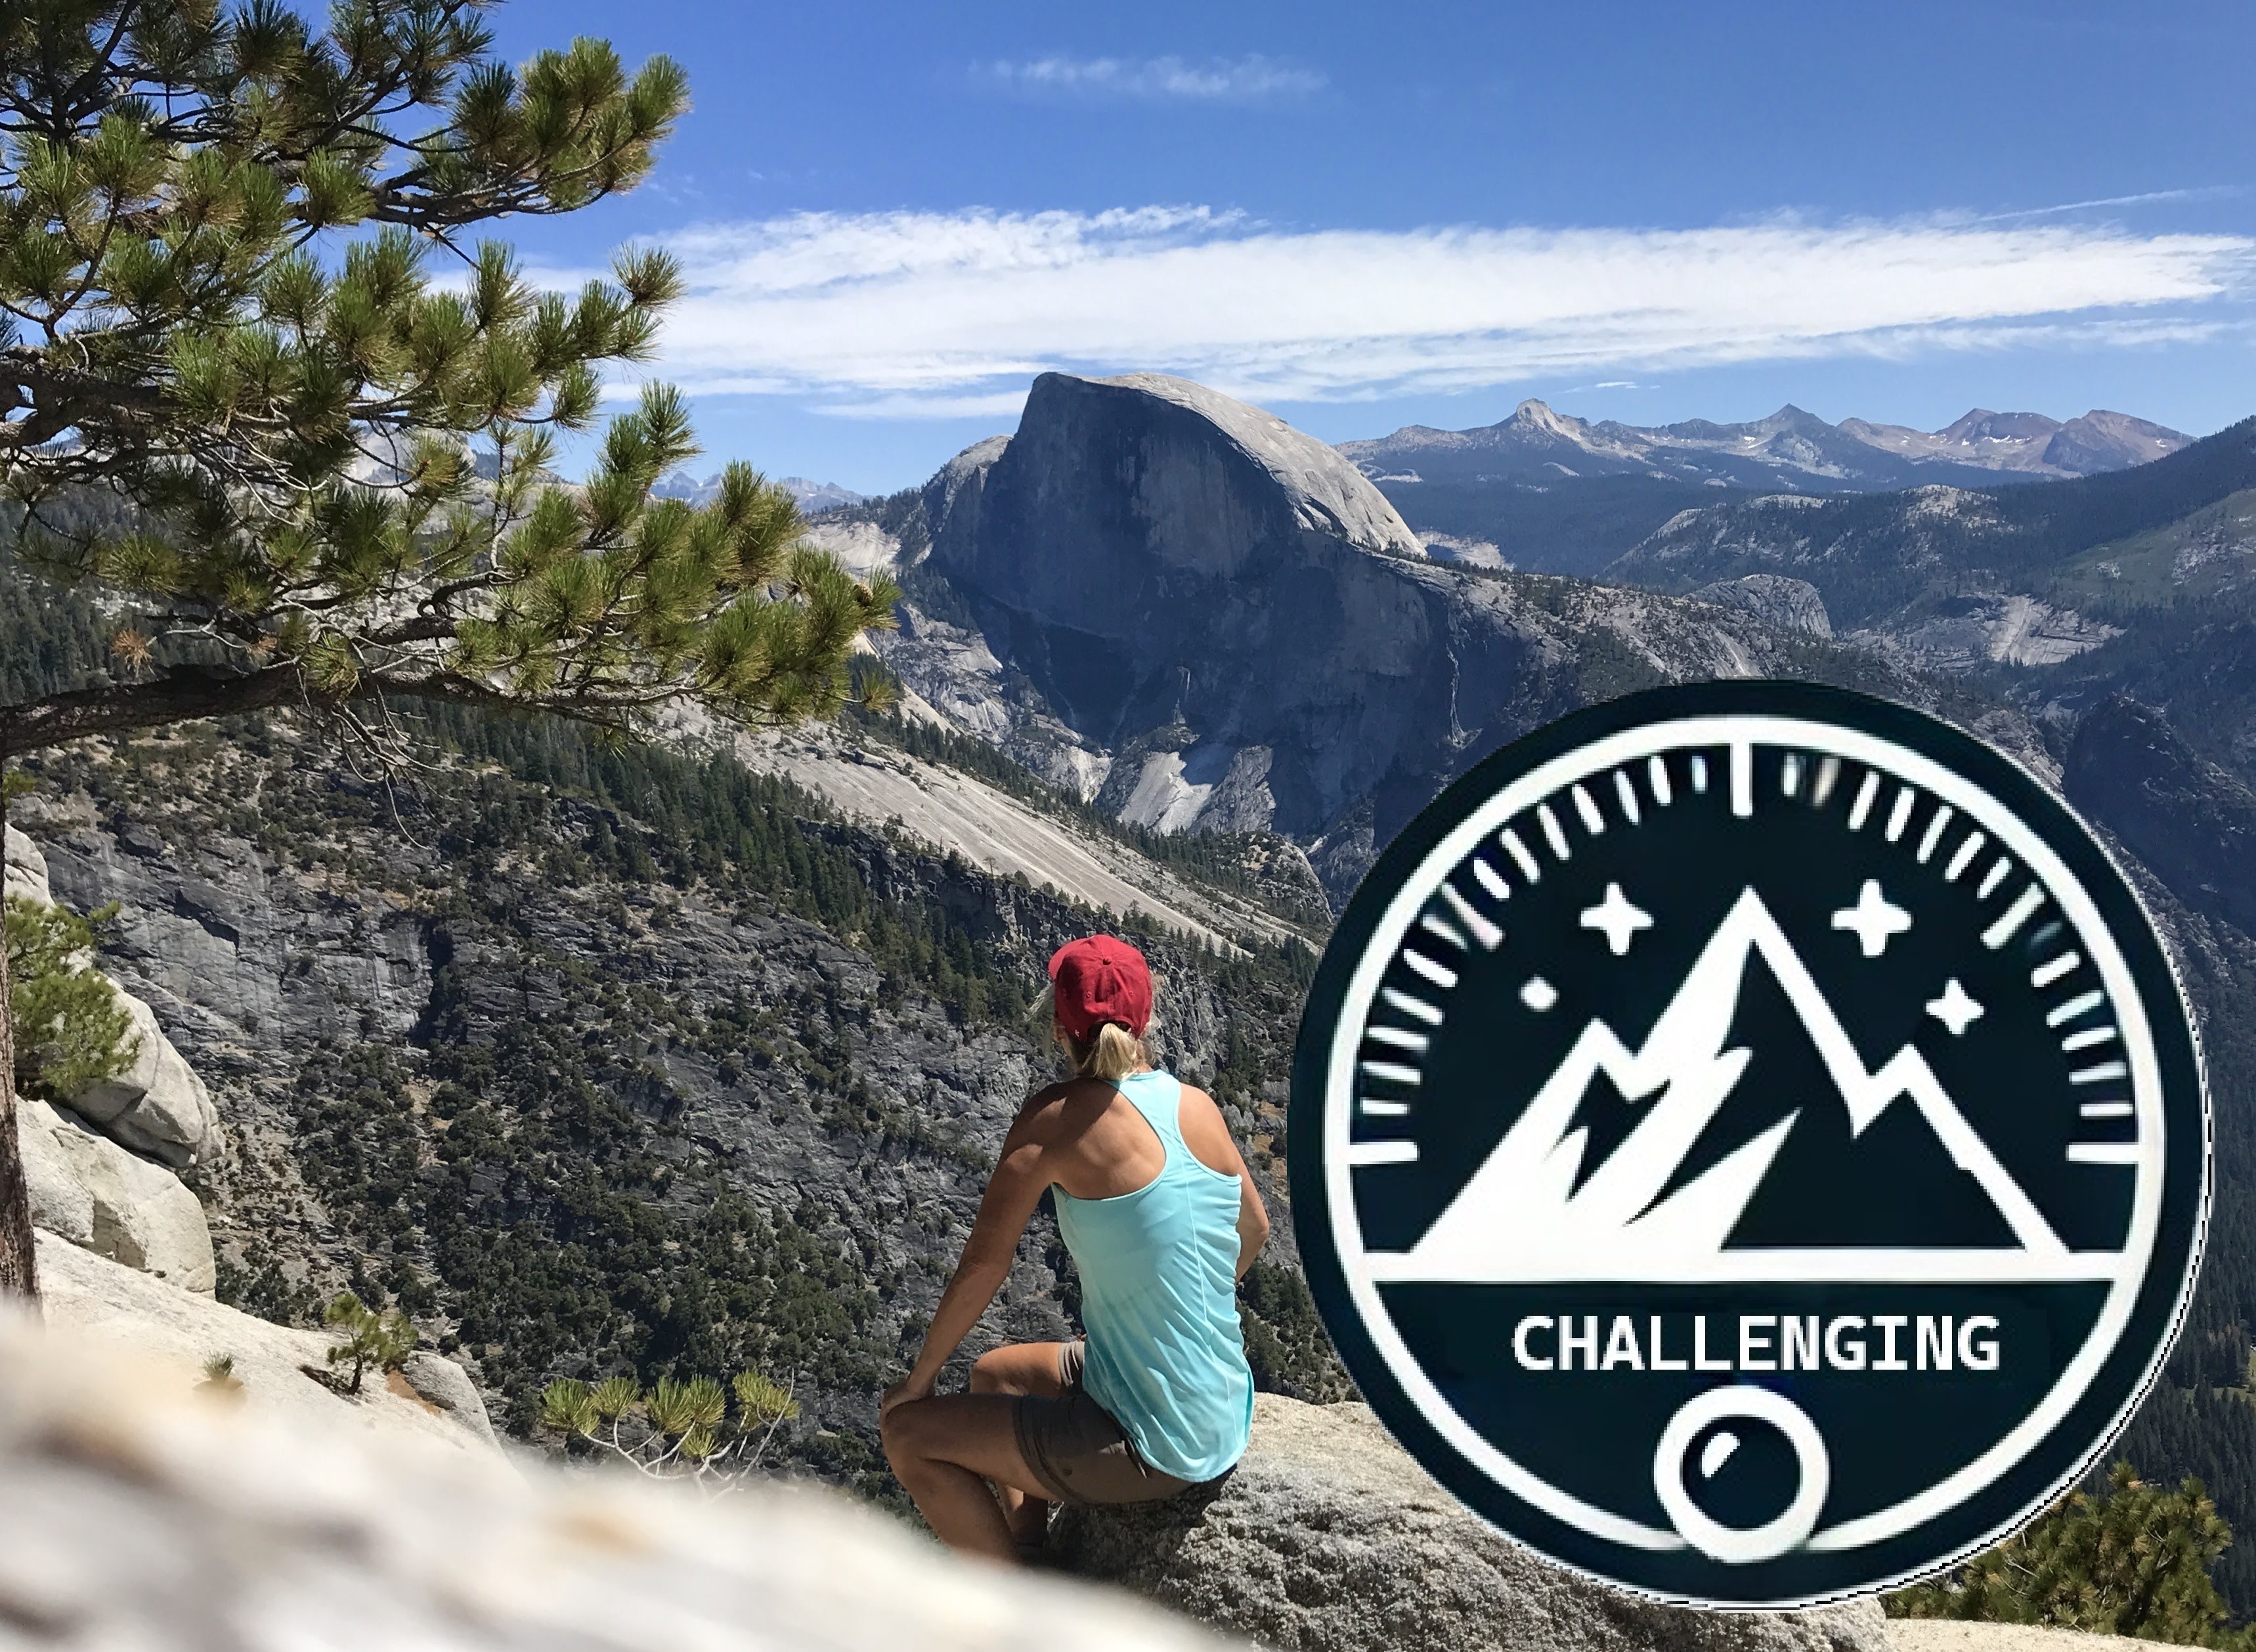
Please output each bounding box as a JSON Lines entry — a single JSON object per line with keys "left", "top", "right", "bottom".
{"left": 896, "top": 372, "right": 1976, "bottom": 892}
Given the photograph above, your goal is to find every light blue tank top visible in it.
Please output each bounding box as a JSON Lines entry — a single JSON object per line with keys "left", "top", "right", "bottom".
{"left": 1053, "top": 1070, "right": 1254, "bottom": 1483}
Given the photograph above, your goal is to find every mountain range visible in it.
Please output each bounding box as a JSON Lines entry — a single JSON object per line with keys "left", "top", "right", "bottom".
{"left": 653, "top": 471, "right": 869, "bottom": 513}
{"left": 1336, "top": 400, "right": 2195, "bottom": 581}
{"left": 1341, "top": 400, "right": 2190, "bottom": 494}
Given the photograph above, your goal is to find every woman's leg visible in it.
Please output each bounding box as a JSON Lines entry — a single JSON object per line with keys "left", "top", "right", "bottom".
{"left": 968, "top": 1343, "right": 1072, "bottom": 1548}
{"left": 880, "top": 1389, "right": 1056, "bottom": 1563}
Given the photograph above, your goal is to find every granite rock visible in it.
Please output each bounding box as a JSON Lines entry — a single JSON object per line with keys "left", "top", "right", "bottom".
{"left": 1054, "top": 1393, "right": 1888, "bottom": 1652}
{"left": 0, "top": 1309, "right": 1228, "bottom": 1652}
{"left": 17, "top": 1096, "right": 216, "bottom": 1293}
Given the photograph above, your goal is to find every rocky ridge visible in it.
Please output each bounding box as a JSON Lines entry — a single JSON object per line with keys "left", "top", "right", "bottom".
{"left": 8, "top": 821, "right": 220, "bottom": 1289}
{"left": 1342, "top": 400, "right": 2191, "bottom": 493}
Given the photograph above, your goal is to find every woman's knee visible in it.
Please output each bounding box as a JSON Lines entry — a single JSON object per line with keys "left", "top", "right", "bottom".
{"left": 880, "top": 1399, "right": 931, "bottom": 1466}
{"left": 968, "top": 1347, "right": 1016, "bottom": 1395}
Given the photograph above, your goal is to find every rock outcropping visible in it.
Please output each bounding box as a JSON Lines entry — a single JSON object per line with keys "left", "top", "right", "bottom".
{"left": 9, "top": 821, "right": 223, "bottom": 1287}
{"left": 1054, "top": 1393, "right": 1886, "bottom": 1652}
{"left": 35, "top": 1232, "right": 491, "bottom": 1448}
{"left": 900, "top": 372, "right": 1894, "bottom": 880}
{"left": 0, "top": 1313, "right": 1221, "bottom": 1652}
{"left": 18, "top": 1098, "right": 215, "bottom": 1292}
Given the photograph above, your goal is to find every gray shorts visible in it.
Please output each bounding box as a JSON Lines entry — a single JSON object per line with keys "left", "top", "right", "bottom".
{"left": 1011, "top": 1341, "right": 1200, "bottom": 1506}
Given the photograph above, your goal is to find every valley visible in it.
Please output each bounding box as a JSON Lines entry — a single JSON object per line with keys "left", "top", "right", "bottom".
{"left": 9, "top": 366, "right": 2256, "bottom": 1609}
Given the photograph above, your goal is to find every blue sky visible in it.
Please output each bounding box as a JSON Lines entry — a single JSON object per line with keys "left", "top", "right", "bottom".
{"left": 487, "top": 1, "right": 2255, "bottom": 494}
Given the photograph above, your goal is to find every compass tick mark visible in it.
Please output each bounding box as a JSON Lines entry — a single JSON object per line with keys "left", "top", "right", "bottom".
{"left": 2067, "top": 1142, "right": 2140, "bottom": 1166}
{"left": 1403, "top": 951, "right": 1458, "bottom": 990}
{"left": 1691, "top": 754, "right": 1709, "bottom": 794}
{"left": 2071, "top": 1060, "right": 2130, "bottom": 1085}
{"left": 2080, "top": 1100, "right": 2133, "bottom": 1120}
{"left": 1473, "top": 858, "right": 1512, "bottom": 903}
{"left": 1812, "top": 756, "right": 1841, "bottom": 807}
{"left": 2061, "top": 1026, "right": 2119, "bottom": 1053}
{"left": 1781, "top": 753, "right": 1802, "bottom": 798}
{"left": 1648, "top": 755, "right": 1674, "bottom": 806}
{"left": 1919, "top": 806, "right": 1954, "bottom": 864}
{"left": 1945, "top": 832, "right": 1987, "bottom": 882}
{"left": 1420, "top": 913, "right": 1468, "bottom": 951}
{"left": 1500, "top": 828, "right": 1542, "bottom": 884}
{"left": 1731, "top": 742, "right": 1754, "bottom": 817}
{"left": 1615, "top": 769, "right": 1642, "bottom": 825}
{"left": 1383, "top": 988, "right": 1444, "bottom": 1026}
{"left": 1366, "top": 1026, "right": 1430, "bottom": 1054}
{"left": 1983, "top": 882, "right": 2045, "bottom": 947}
{"left": 1848, "top": 771, "right": 1880, "bottom": 831}
{"left": 2047, "top": 989, "right": 2107, "bottom": 1027}
{"left": 1538, "top": 804, "right": 1573, "bottom": 862}
{"left": 1978, "top": 859, "right": 2014, "bottom": 901}
{"left": 1574, "top": 784, "right": 1607, "bottom": 835}
{"left": 1359, "top": 1097, "right": 1411, "bottom": 1118}
{"left": 1360, "top": 1060, "right": 1424, "bottom": 1087}
{"left": 2031, "top": 953, "right": 2081, "bottom": 989}
{"left": 1347, "top": 1141, "right": 1418, "bottom": 1167}
{"left": 1441, "top": 881, "right": 1504, "bottom": 950}
{"left": 1886, "top": 786, "right": 1917, "bottom": 843}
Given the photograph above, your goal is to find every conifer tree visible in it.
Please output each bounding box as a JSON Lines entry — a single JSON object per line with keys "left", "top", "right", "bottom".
{"left": 0, "top": 2, "right": 900, "bottom": 1297}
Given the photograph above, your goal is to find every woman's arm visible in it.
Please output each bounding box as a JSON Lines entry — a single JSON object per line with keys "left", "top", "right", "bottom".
{"left": 882, "top": 1103, "right": 1056, "bottom": 1415}
{"left": 1235, "top": 1167, "right": 1272, "bottom": 1280}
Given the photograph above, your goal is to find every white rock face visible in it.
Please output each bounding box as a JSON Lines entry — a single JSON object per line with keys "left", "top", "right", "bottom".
{"left": 3, "top": 822, "right": 50, "bottom": 906}
{"left": 0, "top": 1310, "right": 1229, "bottom": 1652}
{"left": 18, "top": 1097, "right": 217, "bottom": 1293}
{"left": 34, "top": 1233, "right": 494, "bottom": 1450}
{"left": 63, "top": 984, "right": 222, "bottom": 1168}
{"left": 1095, "top": 373, "right": 1427, "bottom": 567}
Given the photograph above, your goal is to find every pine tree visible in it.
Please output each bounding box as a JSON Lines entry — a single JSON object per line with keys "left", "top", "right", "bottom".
{"left": 0, "top": 2, "right": 901, "bottom": 1297}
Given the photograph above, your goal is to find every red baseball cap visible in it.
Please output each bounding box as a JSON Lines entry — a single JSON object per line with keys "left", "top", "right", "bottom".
{"left": 1047, "top": 935, "right": 1154, "bottom": 1041}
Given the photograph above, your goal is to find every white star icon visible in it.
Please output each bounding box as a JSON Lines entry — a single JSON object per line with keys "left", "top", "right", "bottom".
{"left": 1926, "top": 978, "right": 1985, "bottom": 1036}
{"left": 1832, "top": 880, "right": 1912, "bottom": 958}
{"left": 1580, "top": 882, "right": 1654, "bottom": 957}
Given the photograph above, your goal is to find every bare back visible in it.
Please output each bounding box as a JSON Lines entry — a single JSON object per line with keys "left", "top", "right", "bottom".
{"left": 1035, "top": 1074, "right": 1247, "bottom": 1202}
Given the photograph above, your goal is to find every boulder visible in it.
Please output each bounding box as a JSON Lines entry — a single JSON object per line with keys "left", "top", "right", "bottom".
{"left": 400, "top": 1349, "right": 500, "bottom": 1448}
{"left": 62, "top": 983, "right": 222, "bottom": 1167}
{"left": 34, "top": 1232, "right": 490, "bottom": 1452}
{"left": 16, "top": 1096, "right": 216, "bottom": 1293}
{"left": 1692, "top": 575, "right": 1834, "bottom": 639}
{"left": 0, "top": 1309, "right": 1230, "bottom": 1652}
{"left": 3, "top": 821, "right": 49, "bottom": 906}
{"left": 1053, "top": 1393, "right": 1888, "bottom": 1652}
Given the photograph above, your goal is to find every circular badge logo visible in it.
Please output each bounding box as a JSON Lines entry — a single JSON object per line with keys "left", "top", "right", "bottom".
{"left": 1288, "top": 681, "right": 2208, "bottom": 1607}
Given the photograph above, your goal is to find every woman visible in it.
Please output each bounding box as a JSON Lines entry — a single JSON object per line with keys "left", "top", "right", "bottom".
{"left": 879, "top": 934, "right": 1269, "bottom": 1563}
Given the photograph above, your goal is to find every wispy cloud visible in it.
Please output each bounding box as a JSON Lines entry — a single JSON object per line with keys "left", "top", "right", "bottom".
{"left": 982, "top": 54, "right": 1325, "bottom": 102}
{"left": 605, "top": 207, "right": 2256, "bottom": 418}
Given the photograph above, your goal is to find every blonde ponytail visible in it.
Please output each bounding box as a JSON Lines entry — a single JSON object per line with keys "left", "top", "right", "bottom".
{"left": 1060, "top": 1020, "right": 1150, "bottom": 1081}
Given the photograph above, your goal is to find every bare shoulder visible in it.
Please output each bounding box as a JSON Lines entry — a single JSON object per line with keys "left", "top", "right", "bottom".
{"left": 1012, "top": 1079, "right": 1110, "bottom": 1144}
{"left": 1173, "top": 1081, "right": 1246, "bottom": 1177}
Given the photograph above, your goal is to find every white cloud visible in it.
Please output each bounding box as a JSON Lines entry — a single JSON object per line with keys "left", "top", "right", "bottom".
{"left": 983, "top": 54, "right": 1325, "bottom": 101}
{"left": 620, "top": 207, "right": 2256, "bottom": 418}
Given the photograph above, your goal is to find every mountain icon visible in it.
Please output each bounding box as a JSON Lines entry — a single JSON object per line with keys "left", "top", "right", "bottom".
{"left": 1366, "top": 888, "right": 2113, "bottom": 1285}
